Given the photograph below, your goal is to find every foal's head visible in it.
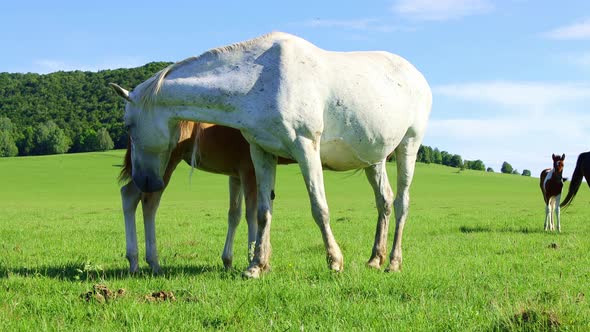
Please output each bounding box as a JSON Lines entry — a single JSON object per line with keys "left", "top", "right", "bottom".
{"left": 552, "top": 153, "right": 565, "bottom": 174}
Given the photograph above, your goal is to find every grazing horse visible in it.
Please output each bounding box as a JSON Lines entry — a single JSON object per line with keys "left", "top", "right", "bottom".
{"left": 110, "top": 32, "right": 432, "bottom": 278}
{"left": 540, "top": 154, "right": 566, "bottom": 232}
{"left": 561, "top": 151, "right": 590, "bottom": 209}
{"left": 119, "top": 121, "right": 261, "bottom": 273}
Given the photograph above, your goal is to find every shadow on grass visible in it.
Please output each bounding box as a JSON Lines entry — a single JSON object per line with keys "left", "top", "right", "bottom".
{"left": 459, "top": 225, "right": 546, "bottom": 234}
{"left": 0, "top": 262, "right": 231, "bottom": 281}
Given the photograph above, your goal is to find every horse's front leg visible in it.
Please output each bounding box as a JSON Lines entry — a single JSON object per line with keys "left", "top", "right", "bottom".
{"left": 544, "top": 203, "right": 551, "bottom": 231}
{"left": 141, "top": 190, "right": 164, "bottom": 274}
{"left": 222, "top": 176, "right": 243, "bottom": 270}
{"left": 292, "top": 136, "right": 343, "bottom": 272}
{"left": 243, "top": 144, "right": 277, "bottom": 279}
{"left": 121, "top": 182, "right": 141, "bottom": 273}
{"left": 555, "top": 194, "right": 561, "bottom": 232}
{"left": 365, "top": 160, "right": 394, "bottom": 269}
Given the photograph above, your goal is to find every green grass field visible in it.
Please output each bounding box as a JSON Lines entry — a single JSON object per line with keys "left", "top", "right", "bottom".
{"left": 1, "top": 151, "right": 589, "bottom": 330}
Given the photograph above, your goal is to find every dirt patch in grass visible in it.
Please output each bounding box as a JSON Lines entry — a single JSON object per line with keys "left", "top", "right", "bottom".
{"left": 548, "top": 242, "right": 559, "bottom": 249}
{"left": 495, "top": 308, "right": 561, "bottom": 331}
{"left": 144, "top": 290, "right": 176, "bottom": 302}
{"left": 81, "top": 284, "right": 126, "bottom": 303}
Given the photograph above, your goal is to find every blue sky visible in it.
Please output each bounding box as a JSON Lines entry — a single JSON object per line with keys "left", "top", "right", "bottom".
{"left": 2, "top": 0, "right": 590, "bottom": 175}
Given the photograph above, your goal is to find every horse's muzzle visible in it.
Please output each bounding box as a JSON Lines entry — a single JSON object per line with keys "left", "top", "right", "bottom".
{"left": 133, "top": 174, "right": 165, "bottom": 193}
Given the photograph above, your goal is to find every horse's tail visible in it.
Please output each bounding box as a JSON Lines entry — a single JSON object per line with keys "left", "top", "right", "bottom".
{"left": 118, "top": 136, "right": 132, "bottom": 184}
{"left": 560, "top": 153, "right": 585, "bottom": 209}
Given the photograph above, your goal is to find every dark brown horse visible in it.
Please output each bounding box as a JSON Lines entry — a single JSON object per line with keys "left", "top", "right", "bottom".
{"left": 540, "top": 153, "right": 565, "bottom": 232}
{"left": 561, "top": 151, "right": 590, "bottom": 209}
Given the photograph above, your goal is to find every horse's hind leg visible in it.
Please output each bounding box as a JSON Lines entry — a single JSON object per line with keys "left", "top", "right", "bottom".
{"left": 121, "top": 182, "right": 141, "bottom": 273}
{"left": 365, "top": 160, "right": 394, "bottom": 269}
{"left": 222, "top": 176, "right": 244, "bottom": 270}
{"left": 141, "top": 190, "right": 164, "bottom": 274}
{"left": 387, "top": 137, "right": 420, "bottom": 272}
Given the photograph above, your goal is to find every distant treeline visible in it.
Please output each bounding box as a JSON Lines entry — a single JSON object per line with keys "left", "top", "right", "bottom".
{"left": 0, "top": 63, "right": 530, "bottom": 176}
{"left": 409, "top": 145, "right": 530, "bottom": 176}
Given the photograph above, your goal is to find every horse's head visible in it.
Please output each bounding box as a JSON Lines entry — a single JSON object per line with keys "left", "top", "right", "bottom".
{"left": 110, "top": 83, "right": 181, "bottom": 192}
{"left": 552, "top": 153, "right": 565, "bottom": 174}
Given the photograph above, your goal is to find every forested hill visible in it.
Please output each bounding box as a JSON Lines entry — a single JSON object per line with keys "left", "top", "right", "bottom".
{"left": 0, "top": 62, "right": 171, "bottom": 156}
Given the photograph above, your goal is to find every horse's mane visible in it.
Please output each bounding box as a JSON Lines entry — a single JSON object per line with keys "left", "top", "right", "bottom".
{"left": 118, "top": 121, "right": 200, "bottom": 184}
{"left": 135, "top": 32, "right": 283, "bottom": 108}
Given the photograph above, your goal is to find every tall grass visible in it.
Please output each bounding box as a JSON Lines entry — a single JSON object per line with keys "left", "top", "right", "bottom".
{"left": 0, "top": 151, "right": 589, "bottom": 330}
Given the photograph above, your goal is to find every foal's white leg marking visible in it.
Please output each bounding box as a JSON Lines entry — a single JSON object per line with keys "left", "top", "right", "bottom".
{"left": 387, "top": 138, "right": 420, "bottom": 272}
{"left": 555, "top": 193, "right": 561, "bottom": 232}
{"left": 141, "top": 190, "right": 164, "bottom": 273}
{"left": 544, "top": 201, "right": 551, "bottom": 231}
{"left": 121, "top": 182, "right": 141, "bottom": 273}
{"left": 293, "top": 137, "right": 344, "bottom": 272}
{"left": 243, "top": 144, "right": 277, "bottom": 279}
{"left": 365, "top": 160, "right": 394, "bottom": 269}
{"left": 548, "top": 197, "right": 556, "bottom": 231}
{"left": 241, "top": 170, "right": 258, "bottom": 263}
{"left": 222, "top": 176, "right": 243, "bottom": 270}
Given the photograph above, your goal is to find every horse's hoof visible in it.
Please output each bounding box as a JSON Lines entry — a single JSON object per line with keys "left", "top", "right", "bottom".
{"left": 327, "top": 254, "right": 344, "bottom": 272}
{"left": 366, "top": 257, "right": 382, "bottom": 270}
{"left": 385, "top": 259, "right": 402, "bottom": 273}
{"left": 150, "top": 264, "right": 162, "bottom": 275}
{"left": 242, "top": 267, "right": 261, "bottom": 279}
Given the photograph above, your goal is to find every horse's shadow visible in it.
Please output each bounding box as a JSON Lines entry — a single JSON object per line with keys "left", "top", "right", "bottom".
{"left": 0, "top": 262, "right": 238, "bottom": 281}
{"left": 459, "top": 225, "right": 547, "bottom": 234}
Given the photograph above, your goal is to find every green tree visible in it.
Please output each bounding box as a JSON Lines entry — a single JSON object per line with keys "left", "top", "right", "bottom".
{"left": 417, "top": 145, "right": 433, "bottom": 164}
{"left": 0, "top": 130, "right": 18, "bottom": 157}
{"left": 32, "top": 121, "right": 71, "bottom": 155}
{"left": 486, "top": 167, "right": 494, "bottom": 172}
{"left": 449, "top": 154, "right": 463, "bottom": 168}
{"left": 522, "top": 169, "right": 531, "bottom": 176}
{"left": 432, "top": 148, "right": 442, "bottom": 164}
{"left": 501, "top": 162, "right": 513, "bottom": 174}
{"left": 467, "top": 159, "right": 485, "bottom": 171}
{"left": 95, "top": 127, "right": 114, "bottom": 151}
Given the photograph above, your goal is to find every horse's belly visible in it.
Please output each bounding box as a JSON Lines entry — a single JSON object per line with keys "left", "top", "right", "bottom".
{"left": 320, "top": 138, "right": 394, "bottom": 171}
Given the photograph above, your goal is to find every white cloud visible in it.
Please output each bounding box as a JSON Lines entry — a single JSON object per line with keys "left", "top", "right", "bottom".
{"left": 543, "top": 18, "right": 590, "bottom": 40}
{"left": 391, "top": 0, "right": 493, "bottom": 21}
{"left": 300, "top": 18, "right": 403, "bottom": 32}
{"left": 32, "top": 56, "right": 147, "bottom": 74}
{"left": 434, "top": 81, "right": 590, "bottom": 109}
{"left": 427, "top": 80, "right": 590, "bottom": 174}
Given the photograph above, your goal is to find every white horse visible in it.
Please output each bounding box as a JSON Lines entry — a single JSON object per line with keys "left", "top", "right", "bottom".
{"left": 110, "top": 32, "right": 432, "bottom": 278}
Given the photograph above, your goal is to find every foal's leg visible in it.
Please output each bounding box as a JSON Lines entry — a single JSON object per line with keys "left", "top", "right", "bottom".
{"left": 292, "top": 137, "right": 343, "bottom": 272}
{"left": 222, "top": 176, "right": 243, "bottom": 270}
{"left": 545, "top": 200, "right": 551, "bottom": 231}
{"left": 548, "top": 197, "right": 556, "bottom": 231}
{"left": 387, "top": 138, "right": 420, "bottom": 272}
{"left": 555, "top": 194, "right": 561, "bottom": 232}
{"left": 243, "top": 144, "right": 277, "bottom": 279}
{"left": 121, "top": 182, "right": 141, "bottom": 273}
{"left": 365, "top": 160, "right": 394, "bottom": 269}
{"left": 141, "top": 190, "right": 164, "bottom": 274}
{"left": 241, "top": 169, "right": 258, "bottom": 263}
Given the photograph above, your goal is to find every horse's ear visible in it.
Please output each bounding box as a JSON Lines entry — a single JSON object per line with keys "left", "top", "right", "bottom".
{"left": 109, "top": 83, "right": 131, "bottom": 102}
{"left": 552, "top": 153, "right": 556, "bottom": 159}
{"left": 562, "top": 153, "right": 565, "bottom": 160}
